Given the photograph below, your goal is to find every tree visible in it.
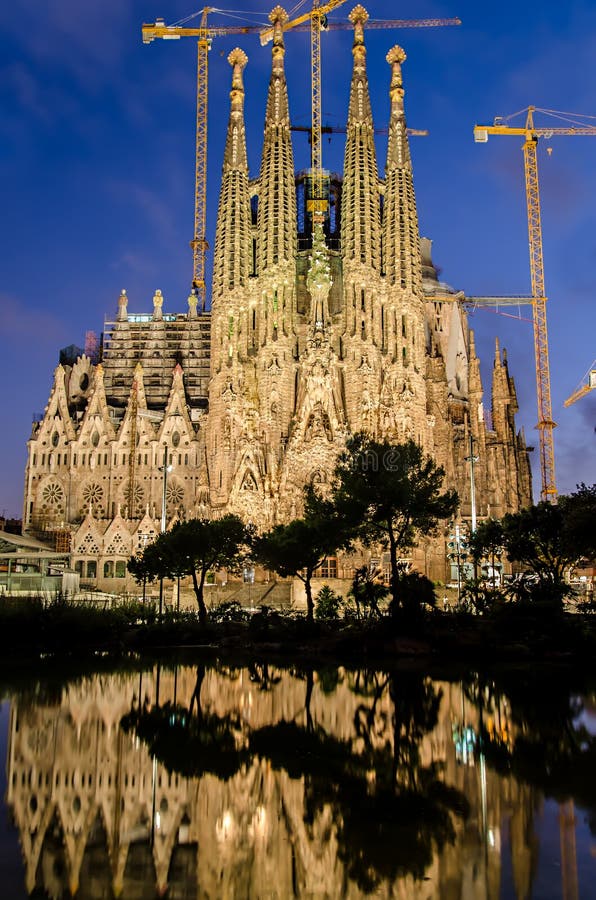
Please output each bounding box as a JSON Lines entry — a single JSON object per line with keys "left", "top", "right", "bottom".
{"left": 560, "top": 483, "right": 596, "bottom": 564}
{"left": 331, "top": 434, "right": 458, "bottom": 616}
{"left": 128, "top": 515, "right": 250, "bottom": 625}
{"left": 315, "top": 585, "right": 343, "bottom": 621}
{"left": 500, "top": 485, "right": 596, "bottom": 606}
{"left": 253, "top": 486, "right": 353, "bottom": 624}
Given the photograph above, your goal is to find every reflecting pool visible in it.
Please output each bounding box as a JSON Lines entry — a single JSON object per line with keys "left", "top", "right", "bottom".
{"left": 1, "top": 663, "right": 595, "bottom": 898}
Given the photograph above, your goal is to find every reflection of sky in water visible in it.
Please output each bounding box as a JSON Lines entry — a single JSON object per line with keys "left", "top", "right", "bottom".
{"left": 0, "top": 703, "right": 28, "bottom": 900}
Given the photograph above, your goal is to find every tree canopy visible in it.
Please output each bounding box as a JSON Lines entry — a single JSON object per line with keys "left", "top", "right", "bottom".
{"left": 470, "top": 484, "right": 596, "bottom": 606}
{"left": 253, "top": 485, "right": 353, "bottom": 623}
{"left": 331, "top": 434, "right": 458, "bottom": 615}
{"left": 128, "top": 515, "right": 250, "bottom": 625}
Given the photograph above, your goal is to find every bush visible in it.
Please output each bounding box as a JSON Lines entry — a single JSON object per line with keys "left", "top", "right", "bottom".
{"left": 315, "top": 585, "right": 343, "bottom": 621}
{"left": 390, "top": 569, "right": 436, "bottom": 619}
{"left": 210, "top": 600, "right": 249, "bottom": 624}
{"left": 347, "top": 567, "right": 388, "bottom": 620}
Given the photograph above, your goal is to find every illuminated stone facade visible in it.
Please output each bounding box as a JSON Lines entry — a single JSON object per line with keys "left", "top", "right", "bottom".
{"left": 22, "top": 4, "right": 531, "bottom": 589}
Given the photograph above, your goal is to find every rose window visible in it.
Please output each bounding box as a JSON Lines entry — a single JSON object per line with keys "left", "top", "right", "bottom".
{"left": 166, "top": 481, "right": 185, "bottom": 515}
{"left": 26, "top": 723, "right": 51, "bottom": 757}
{"left": 42, "top": 481, "right": 64, "bottom": 506}
{"left": 167, "top": 483, "right": 185, "bottom": 506}
{"left": 82, "top": 482, "right": 104, "bottom": 505}
{"left": 123, "top": 483, "right": 145, "bottom": 516}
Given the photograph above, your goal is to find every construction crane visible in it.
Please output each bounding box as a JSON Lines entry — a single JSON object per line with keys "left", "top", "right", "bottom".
{"left": 564, "top": 361, "right": 596, "bottom": 407}
{"left": 142, "top": 10, "right": 268, "bottom": 313}
{"left": 127, "top": 375, "right": 139, "bottom": 520}
{"left": 474, "top": 107, "right": 596, "bottom": 502}
{"left": 559, "top": 799, "right": 579, "bottom": 900}
{"left": 261, "top": 3, "right": 460, "bottom": 222}
{"left": 291, "top": 123, "right": 428, "bottom": 139}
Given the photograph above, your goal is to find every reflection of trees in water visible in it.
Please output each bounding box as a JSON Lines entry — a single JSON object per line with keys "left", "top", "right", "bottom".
{"left": 122, "top": 665, "right": 249, "bottom": 781}
{"left": 249, "top": 670, "right": 468, "bottom": 893}
{"left": 123, "top": 666, "right": 468, "bottom": 892}
{"left": 470, "top": 669, "right": 596, "bottom": 831}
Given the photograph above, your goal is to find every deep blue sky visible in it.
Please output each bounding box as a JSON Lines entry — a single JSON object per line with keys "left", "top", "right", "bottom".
{"left": 1, "top": 0, "right": 595, "bottom": 518}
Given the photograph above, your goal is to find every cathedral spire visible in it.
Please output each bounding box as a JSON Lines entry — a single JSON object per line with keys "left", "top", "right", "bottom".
{"left": 341, "top": 5, "right": 381, "bottom": 269}
{"left": 257, "top": 6, "right": 296, "bottom": 272}
{"left": 212, "top": 48, "right": 252, "bottom": 298}
{"left": 382, "top": 46, "right": 423, "bottom": 293}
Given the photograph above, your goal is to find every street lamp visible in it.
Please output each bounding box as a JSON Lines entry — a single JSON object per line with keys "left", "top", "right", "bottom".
{"left": 465, "top": 433, "right": 479, "bottom": 581}
{"left": 465, "top": 434, "right": 479, "bottom": 533}
{"left": 158, "top": 446, "right": 172, "bottom": 617}
{"left": 447, "top": 523, "right": 470, "bottom": 602}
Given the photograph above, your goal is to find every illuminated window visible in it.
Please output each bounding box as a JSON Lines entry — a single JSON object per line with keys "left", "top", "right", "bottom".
{"left": 319, "top": 557, "right": 337, "bottom": 579}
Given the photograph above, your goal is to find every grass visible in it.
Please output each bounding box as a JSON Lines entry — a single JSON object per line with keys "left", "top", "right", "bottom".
{"left": 1, "top": 593, "right": 596, "bottom": 672}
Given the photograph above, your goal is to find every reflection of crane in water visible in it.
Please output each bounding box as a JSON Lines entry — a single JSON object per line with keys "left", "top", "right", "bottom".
{"left": 559, "top": 799, "right": 578, "bottom": 900}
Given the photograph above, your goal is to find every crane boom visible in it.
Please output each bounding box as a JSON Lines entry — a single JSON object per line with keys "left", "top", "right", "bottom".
{"left": 564, "top": 364, "right": 596, "bottom": 407}
{"left": 260, "top": 16, "right": 461, "bottom": 43}
{"left": 261, "top": 2, "right": 459, "bottom": 226}
{"left": 291, "top": 123, "right": 428, "bottom": 136}
{"left": 259, "top": 0, "right": 346, "bottom": 44}
{"left": 473, "top": 107, "right": 596, "bottom": 501}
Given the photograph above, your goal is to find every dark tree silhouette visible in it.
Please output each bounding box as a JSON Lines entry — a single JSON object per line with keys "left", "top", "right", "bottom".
{"left": 128, "top": 515, "right": 250, "bottom": 625}
{"left": 332, "top": 435, "right": 458, "bottom": 616}
{"left": 253, "top": 486, "right": 354, "bottom": 623}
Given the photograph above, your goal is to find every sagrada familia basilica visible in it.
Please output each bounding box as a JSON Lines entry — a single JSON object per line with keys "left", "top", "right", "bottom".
{"left": 22, "top": 6, "right": 532, "bottom": 591}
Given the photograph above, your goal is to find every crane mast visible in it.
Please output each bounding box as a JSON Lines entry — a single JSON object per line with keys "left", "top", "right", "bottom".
{"left": 192, "top": 16, "right": 210, "bottom": 312}
{"left": 127, "top": 377, "right": 138, "bottom": 520}
{"left": 142, "top": 11, "right": 266, "bottom": 311}
{"left": 523, "top": 112, "right": 557, "bottom": 502}
{"left": 310, "top": 0, "right": 326, "bottom": 222}
{"left": 474, "top": 107, "right": 596, "bottom": 502}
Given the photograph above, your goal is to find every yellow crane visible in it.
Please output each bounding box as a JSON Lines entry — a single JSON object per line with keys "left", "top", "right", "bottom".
{"left": 142, "top": 10, "right": 268, "bottom": 312}
{"left": 564, "top": 362, "right": 596, "bottom": 407}
{"left": 127, "top": 375, "right": 138, "bottom": 520}
{"left": 261, "top": 2, "right": 460, "bottom": 221}
{"left": 474, "top": 107, "right": 596, "bottom": 502}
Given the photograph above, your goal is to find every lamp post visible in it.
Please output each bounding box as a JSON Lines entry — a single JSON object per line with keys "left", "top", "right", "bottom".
{"left": 447, "top": 523, "right": 469, "bottom": 602}
{"left": 158, "top": 446, "right": 172, "bottom": 618}
{"left": 465, "top": 433, "right": 479, "bottom": 582}
{"left": 465, "top": 433, "right": 479, "bottom": 533}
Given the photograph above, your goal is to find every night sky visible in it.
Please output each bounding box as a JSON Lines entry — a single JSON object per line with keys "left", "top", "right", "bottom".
{"left": 1, "top": 0, "right": 595, "bottom": 518}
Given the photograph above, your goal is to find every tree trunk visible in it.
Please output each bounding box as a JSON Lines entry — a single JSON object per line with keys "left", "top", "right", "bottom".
{"left": 189, "top": 665, "right": 206, "bottom": 720}
{"left": 304, "top": 572, "right": 314, "bottom": 624}
{"left": 305, "top": 668, "right": 314, "bottom": 731}
{"left": 191, "top": 568, "right": 208, "bottom": 627}
{"left": 388, "top": 528, "right": 400, "bottom": 615}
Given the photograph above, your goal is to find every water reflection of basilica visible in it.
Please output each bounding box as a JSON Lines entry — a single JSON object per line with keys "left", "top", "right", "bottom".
{"left": 6, "top": 667, "right": 543, "bottom": 899}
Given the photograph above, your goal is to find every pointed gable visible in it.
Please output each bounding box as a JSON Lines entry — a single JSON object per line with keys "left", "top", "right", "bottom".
{"left": 72, "top": 511, "right": 104, "bottom": 556}
{"left": 157, "top": 365, "right": 196, "bottom": 447}
{"left": 78, "top": 364, "right": 116, "bottom": 444}
{"left": 37, "top": 364, "right": 77, "bottom": 444}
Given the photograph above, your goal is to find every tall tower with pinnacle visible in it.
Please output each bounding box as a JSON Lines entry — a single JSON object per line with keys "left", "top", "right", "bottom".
{"left": 22, "top": 4, "right": 532, "bottom": 588}
{"left": 206, "top": 3, "right": 532, "bottom": 560}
